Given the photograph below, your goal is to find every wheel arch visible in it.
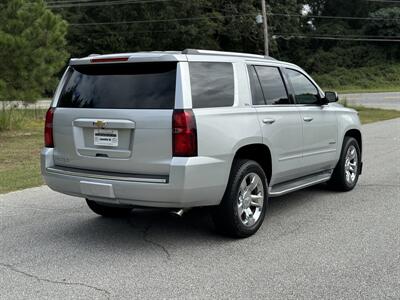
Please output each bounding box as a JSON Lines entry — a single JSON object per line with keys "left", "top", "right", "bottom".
{"left": 232, "top": 143, "right": 272, "bottom": 184}
{"left": 344, "top": 129, "right": 362, "bottom": 154}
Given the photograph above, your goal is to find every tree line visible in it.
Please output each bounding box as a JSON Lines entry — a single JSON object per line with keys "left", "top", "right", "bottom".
{"left": 1, "top": 0, "right": 399, "bottom": 101}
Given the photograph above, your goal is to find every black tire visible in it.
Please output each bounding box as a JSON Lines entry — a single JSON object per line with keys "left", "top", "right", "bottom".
{"left": 328, "top": 137, "right": 361, "bottom": 191}
{"left": 212, "top": 159, "right": 268, "bottom": 238}
{"left": 86, "top": 199, "right": 132, "bottom": 217}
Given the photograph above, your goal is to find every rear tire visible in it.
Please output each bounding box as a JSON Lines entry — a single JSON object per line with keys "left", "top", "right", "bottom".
{"left": 86, "top": 199, "right": 132, "bottom": 217}
{"left": 212, "top": 159, "right": 268, "bottom": 238}
{"left": 328, "top": 137, "right": 361, "bottom": 191}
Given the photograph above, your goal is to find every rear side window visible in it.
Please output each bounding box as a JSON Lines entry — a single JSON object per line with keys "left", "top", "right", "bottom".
{"left": 254, "top": 66, "right": 289, "bottom": 105}
{"left": 58, "top": 62, "right": 177, "bottom": 109}
{"left": 247, "top": 66, "right": 265, "bottom": 105}
{"left": 189, "top": 62, "right": 234, "bottom": 108}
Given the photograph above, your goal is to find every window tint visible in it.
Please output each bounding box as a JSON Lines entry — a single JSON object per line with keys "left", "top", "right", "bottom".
{"left": 247, "top": 66, "right": 265, "bottom": 105}
{"left": 189, "top": 62, "right": 234, "bottom": 108}
{"left": 286, "top": 69, "right": 319, "bottom": 105}
{"left": 58, "top": 62, "right": 177, "bottom": 109}
{"left": 255, "top": 66, "right": 289, "bottom": 105}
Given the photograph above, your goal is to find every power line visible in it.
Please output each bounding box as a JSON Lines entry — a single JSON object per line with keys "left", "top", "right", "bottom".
{"left": 47, "top": 0, "right": 173, "bottom": 8}
{"left": 273, "top": 35, "right": 400, "bottom": 42}
{"left": 273, "top": 32, "right": 400, "bottom": 39}
{"left": 69, "top": 14, "right": 249, "bottom": 26}
{"left": 46, "top": 0, "right": 101, "bottom": 4}
{"left": 366, "top": 0, "right": 400, "bottom": 3}
{"left": 68, "top": 13, "right": 400, "bottom": 26}
{"left": 270, "top": 13, "right": 400, "bottom": 21}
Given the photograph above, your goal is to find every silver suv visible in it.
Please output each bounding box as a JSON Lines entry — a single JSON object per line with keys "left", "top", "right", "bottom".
{"left": 41, "top": 49, "right": 363, "bottom": 237}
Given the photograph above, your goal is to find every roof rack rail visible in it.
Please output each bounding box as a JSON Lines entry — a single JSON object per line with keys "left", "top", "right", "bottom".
{"left": 182, "top": 49, "right": 275, "bottom": 60}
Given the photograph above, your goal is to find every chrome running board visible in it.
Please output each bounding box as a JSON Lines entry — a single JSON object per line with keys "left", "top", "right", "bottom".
{"left": 269, "top": 170, "right": 332, "bottom": 197}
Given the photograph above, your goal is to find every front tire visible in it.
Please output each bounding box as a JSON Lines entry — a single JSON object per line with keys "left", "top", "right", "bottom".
{"left": 212, "top": 159, "right": 268, "bottom": 238}
{"left": 328, "top": 137, "right": 361, "bottom": 191}
{"left": 86, "top": 199, "right": 132, "bottom": 217}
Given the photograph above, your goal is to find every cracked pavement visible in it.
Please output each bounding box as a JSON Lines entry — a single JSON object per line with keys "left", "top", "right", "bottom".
{"left": 1, "top": 118, "right": 399, "bottom": 299}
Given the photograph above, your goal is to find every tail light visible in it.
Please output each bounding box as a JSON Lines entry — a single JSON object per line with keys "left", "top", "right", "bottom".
{"left": 172, "top": 109, "right": 197, "bottom": 157}
{"left": 44, "top": 107, "right": 55, "bottom": 148}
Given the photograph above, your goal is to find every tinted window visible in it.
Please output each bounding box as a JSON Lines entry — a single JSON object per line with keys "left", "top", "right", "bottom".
{"left": 286, "top": 69, "right": 319, "bottom": 105}
{"left": 189, "top": 62, "right": 234, "bottom": 108}
{"left": 255, "top": 66, "right": 289, "bottom": 105}
{"left": 58, "top": 62, "right": 177, "bottom": 109}
{"left": 247, "top": 66, "right": 265, "bottom": 105}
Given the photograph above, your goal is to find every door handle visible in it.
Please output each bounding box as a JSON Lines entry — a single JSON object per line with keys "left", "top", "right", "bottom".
{"left": 262, "top": 118, "right": 276, "bottom": 124}
{"left": 303, "top": 116, "right": 313, "bottom": 122}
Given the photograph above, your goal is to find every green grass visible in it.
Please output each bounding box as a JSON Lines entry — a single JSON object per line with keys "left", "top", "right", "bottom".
{"left": 314, "top": 64, "right": 400, "bottom": 94}
{"left": 347, "top": 105, "right": 400, "bottom": 124}
{"left": 0, "top": 109, "right": 46, "bottom": 194}
{"left": 0, "top": 106, "right": 399, "bottom": 194}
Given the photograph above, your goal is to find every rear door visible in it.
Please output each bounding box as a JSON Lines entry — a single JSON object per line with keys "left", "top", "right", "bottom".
{"left": 52, "top": 61, "right": 178, "bottom": 176}
{"left": 248, "top": 65, "right": 304, "bottom": 185}
{"left": 284, "top": 68, "right": 338, "bottom": 175}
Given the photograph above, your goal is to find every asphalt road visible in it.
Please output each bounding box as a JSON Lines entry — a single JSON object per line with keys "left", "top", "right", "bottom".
{"left": 1, "top": 118, "right": 399, "bottom": 299}
{"left": 340, "top": 92, "right": 400, "bottom": 111}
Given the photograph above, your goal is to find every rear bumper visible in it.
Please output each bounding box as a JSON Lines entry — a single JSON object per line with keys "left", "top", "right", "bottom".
{"left": 41, "top": 148, "right": 230, "bottom": 208}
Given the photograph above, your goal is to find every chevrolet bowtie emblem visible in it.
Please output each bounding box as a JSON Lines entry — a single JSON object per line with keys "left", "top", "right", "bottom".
{"left": 93, "top": 120, "right": 106, "bottom": 128}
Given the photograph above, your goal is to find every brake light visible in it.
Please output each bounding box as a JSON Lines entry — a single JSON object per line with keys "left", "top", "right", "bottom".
{"left": 172, "top": 109, "right": 197, "bottom": 157}
{"left": 44, "top": 107, "right": 55, "bottom": 148}
{"left": 90, "top": 57, "right": 129, "bottom": 63}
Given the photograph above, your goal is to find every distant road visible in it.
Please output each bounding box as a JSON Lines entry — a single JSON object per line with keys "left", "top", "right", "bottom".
{"left": 340, "top": 92, "right": 400, "bottom": 111}
{"left": 4, "top": 92, "right": 400, "bottom": 111}
{"left": 3, "top": 99, "right": 52, "bottom": 109}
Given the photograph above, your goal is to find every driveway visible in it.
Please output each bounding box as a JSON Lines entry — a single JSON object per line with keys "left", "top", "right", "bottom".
{"left": 1, "top": 118, "right": 399, "bottom": 299}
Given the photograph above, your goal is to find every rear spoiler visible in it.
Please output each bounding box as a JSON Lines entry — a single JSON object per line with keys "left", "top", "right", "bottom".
{"left": 70, "top": 53, "right": 187, "bottom": 65}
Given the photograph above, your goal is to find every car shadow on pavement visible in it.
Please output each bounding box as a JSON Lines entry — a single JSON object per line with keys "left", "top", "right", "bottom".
{"left": 41, "top": 184, "right": 334, "bottom": 254}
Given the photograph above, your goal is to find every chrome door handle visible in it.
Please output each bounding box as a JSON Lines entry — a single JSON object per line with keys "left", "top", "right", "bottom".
{"left": 262, "top": 118, "right": 276, "bottom": 124}
{"left": 303, "top": 116, "right": 313, "bottom": 122}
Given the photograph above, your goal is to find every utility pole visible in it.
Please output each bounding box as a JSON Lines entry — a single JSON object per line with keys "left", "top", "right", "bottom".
{"left": 261, "top": 0, "right": 269, "bottom": 56}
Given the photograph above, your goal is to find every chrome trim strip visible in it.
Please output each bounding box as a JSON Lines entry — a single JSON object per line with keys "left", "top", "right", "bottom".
{"left": 46, "top": 167, "right": 168, "bottom": 184}
{"left": 269, "top": 176, "right": 331, "bottom": 197}
{"left": 278, "top": 154, "right": 303, "bottom": 161}
{"left": 302, "top": 148, "right": 336, "bottom": 158}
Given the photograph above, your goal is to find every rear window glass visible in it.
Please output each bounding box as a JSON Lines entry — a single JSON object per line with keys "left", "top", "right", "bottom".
{"left": 247, "top": 65, "right": 265, "bottom": 105}
{"left": 255, "top": 66, "right": 289, "bottom": 105}
{"left": 189, "top": 62, "right": 234, "bottom": 108}
{"left": 58, "top": 62, "right": 177, "bottom": 109}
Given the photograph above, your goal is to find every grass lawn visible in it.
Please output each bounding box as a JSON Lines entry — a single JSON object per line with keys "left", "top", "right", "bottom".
{"left": 0, "top": 110, "right": 45, "bottom": 194}
{"left": 0, "top": 106, "right": 399, "bottom": 194}
{"left": 349, "top": 105, "right": 400, "bottom": 124}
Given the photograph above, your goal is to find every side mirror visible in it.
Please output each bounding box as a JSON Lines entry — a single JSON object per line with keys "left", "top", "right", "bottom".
{"left": 324, "top": 91, "right": 339, "bottom": 103}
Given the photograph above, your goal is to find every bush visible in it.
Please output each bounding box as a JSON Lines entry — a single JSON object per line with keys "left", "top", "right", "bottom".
{"left": 312, "top": 64, "right": 400, "bottom": 91}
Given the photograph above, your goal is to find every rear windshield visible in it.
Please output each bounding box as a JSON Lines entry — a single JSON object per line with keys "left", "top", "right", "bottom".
{"left": 58, "top": 62, "right": 177, "bottom": 109}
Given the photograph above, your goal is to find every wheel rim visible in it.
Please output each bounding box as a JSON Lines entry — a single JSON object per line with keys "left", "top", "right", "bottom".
{"left": 237, "top": 173, "right": 264, "bottom": 227}
{"left": 344, "top": 145, "right": 358, "bottom": 185}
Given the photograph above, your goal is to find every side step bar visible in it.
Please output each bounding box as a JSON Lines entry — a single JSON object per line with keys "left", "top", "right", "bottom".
{"left": 269, "top": 171, "right": 332, "bottom": 197}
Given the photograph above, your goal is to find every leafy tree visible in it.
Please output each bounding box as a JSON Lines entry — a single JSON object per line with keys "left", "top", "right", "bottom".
{"left": 0, "top": 0, "right": 68, "bottom": 102}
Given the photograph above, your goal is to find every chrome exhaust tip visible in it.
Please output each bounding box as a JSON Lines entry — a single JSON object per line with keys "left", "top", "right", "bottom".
{"left": 170, "top": 208, "right": 188, "bottom": 217}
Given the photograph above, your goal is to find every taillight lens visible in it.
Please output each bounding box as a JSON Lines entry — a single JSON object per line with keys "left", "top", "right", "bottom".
{"left": 172, "top": 109, "right": 197, "bottom": 157}
{"left": 44, "top": 107, "right": 55, "bottom": 148}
